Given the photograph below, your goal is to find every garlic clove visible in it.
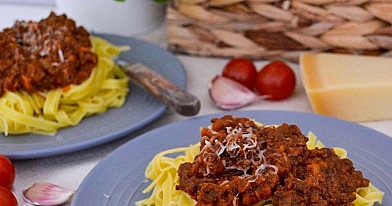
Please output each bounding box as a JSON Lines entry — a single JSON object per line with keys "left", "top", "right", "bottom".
{"left": 209, "top": 76, "right": 266, "bottom": 110}
{"left": 23, "top": 182, "right": 75, "bottom": 206}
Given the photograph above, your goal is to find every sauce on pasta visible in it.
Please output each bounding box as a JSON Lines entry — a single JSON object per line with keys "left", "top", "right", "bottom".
{"left": 0, "top": 12, "right": 97, "bottom": 97}
{"left": 176, "top": 115, "right": 370, "bottom": 206}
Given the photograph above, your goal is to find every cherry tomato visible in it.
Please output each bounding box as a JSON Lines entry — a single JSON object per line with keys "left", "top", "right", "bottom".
{"left": 222, "top": 58, "right": 257, "bottom": 90}
{"left": 0, "top": 187, "right": 17, "bottom": 206}
{"left": 0, "top": 155, "right": 15, "bottom": 189}
{"left": 255, "top": 60, "right": 296, "bottom": 100}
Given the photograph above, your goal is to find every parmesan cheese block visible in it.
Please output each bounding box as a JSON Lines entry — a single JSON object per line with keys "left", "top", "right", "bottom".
{"left": 300, "top": 52, "right": 392, "bottom": 122}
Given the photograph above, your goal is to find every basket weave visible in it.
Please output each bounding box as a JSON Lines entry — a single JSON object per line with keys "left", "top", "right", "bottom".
{"left": 167, "top": 0, "right": 392, "bottom": 62}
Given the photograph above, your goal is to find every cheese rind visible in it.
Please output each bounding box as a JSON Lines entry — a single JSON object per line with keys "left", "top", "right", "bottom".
{"left": 300, "top": 53, "right": 392, "bottom": 122}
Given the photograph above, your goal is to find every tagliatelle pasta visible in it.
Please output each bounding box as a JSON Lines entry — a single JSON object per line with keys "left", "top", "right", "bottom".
{"left": 136, "top": 124, "right": 384, "bottom": 206}
{"left": 135, "top": 144, "right": 199, "bottom": 206}
{"left": 0, "top": 36, "right": 129, "bottom": 135}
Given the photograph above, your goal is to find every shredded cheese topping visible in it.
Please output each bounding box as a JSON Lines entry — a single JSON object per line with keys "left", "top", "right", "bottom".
{"left": 200, "top": 124, "right": 279, "bottom": 178}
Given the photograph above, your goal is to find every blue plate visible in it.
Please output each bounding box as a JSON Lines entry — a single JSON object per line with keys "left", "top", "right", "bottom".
{"left": 0, "top": 34, "right": 186, "bottom": 159}
{"left": 73, "top": 110, "right": 392, "bottom": 205}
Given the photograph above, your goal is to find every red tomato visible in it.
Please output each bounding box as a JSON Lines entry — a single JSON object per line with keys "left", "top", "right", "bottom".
{"left": 255, "top": 60, "right": 296, "bottom": 100}
{"left": 0, "top": 187, "right": 17, "bottom": 206}
{"left": 0, "top": 155, "right": 15, "bottom": 189}
{"left": 222, "top": 58, "right": 257, "bottom": 90}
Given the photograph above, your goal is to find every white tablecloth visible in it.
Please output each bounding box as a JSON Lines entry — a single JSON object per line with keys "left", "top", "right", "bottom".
{"left": 1, "top": 3, "right": 391, "bottom": 205}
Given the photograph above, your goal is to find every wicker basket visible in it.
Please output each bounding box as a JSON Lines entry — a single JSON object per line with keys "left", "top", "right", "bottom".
{"left": 167, "top": 0, "right": 392, "bottom": 62}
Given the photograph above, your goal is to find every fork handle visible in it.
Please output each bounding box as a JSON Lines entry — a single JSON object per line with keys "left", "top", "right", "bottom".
{"left": 123, "top": 63, "right": 200, "bottom": 116}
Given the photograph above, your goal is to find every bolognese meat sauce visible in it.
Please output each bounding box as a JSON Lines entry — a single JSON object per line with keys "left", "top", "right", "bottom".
{"left": 0, "top": 12, "right": 97, "bottom": 97}
{"left": 177, "top": 115, "right": 370, "bottom": 206}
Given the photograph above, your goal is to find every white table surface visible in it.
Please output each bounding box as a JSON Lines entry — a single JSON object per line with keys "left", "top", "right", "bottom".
{"left": 1, "top": 2, "right": 391, "bottom": 205}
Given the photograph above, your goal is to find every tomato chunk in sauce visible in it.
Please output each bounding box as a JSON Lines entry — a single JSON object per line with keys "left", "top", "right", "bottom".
{"left": 0, "top": 12, "right": 97, "bottom": 97}
{"left": 177, "top": 115, "right": 369, "bottom": 206}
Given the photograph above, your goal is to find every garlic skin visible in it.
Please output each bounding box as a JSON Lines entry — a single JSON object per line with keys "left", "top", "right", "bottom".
{"left": 209, "top": 76, "right": 266, "bottom": 110}
{"left": 23, "top": 182, "right": 75, "bottom": 206}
